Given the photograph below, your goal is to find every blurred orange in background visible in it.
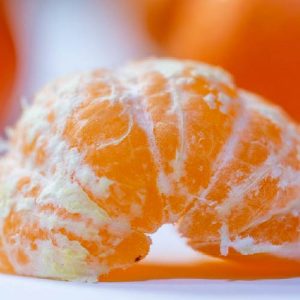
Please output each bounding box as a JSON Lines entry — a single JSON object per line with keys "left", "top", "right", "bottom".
{"left": 144, "top": 0, "right": 300, "bottom": 120}
{"left": 0, "top": 0, "right": 16, "bottom": 130}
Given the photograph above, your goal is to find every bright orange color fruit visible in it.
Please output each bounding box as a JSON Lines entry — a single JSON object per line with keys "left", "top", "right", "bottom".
{"left": 0, "top": 1, "right": 16, "bottom": 130}
{"left": 0, "top": 58, "right": 299, "bottom": 281}
{"left": 144, "top": 0, "right": 300, "bottom": 120}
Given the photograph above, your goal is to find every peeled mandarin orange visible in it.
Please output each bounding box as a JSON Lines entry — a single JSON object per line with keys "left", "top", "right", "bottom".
{"left": 0, "top": 58, "right": 299, "bottom": 281}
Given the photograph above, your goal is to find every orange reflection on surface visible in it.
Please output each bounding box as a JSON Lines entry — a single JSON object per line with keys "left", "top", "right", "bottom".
{"left": 102, "top": 256, "right": 300, "bottom": 282}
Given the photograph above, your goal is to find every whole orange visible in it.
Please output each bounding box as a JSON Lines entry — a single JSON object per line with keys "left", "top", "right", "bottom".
{"left": 0, "top": 1, "right": 16, "bottom": 130}
{"left": 144, "top": 0, "right": 300, "bottom": 120}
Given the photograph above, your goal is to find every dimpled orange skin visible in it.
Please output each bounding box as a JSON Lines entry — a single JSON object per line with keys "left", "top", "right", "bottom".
{"left": 144, "top": 0, "right": 300, "bottom": 120}
{"left": 0, "top": 1, "right": 16, "bottom": 130}
{"left": 0, "top": 58, "right": 299, "bottom": 282}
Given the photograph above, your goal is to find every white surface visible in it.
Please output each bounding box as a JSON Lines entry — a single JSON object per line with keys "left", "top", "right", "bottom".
{"left": 147, "top": 224, "right": 206, "bottom": 263}
{"left": 1, "top": 274, "right": 300, "bottom": 300}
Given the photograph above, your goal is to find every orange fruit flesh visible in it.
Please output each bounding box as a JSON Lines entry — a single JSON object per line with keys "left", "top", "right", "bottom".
{"left": 0, "top": 58, "right": 299, "bottom": 282}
